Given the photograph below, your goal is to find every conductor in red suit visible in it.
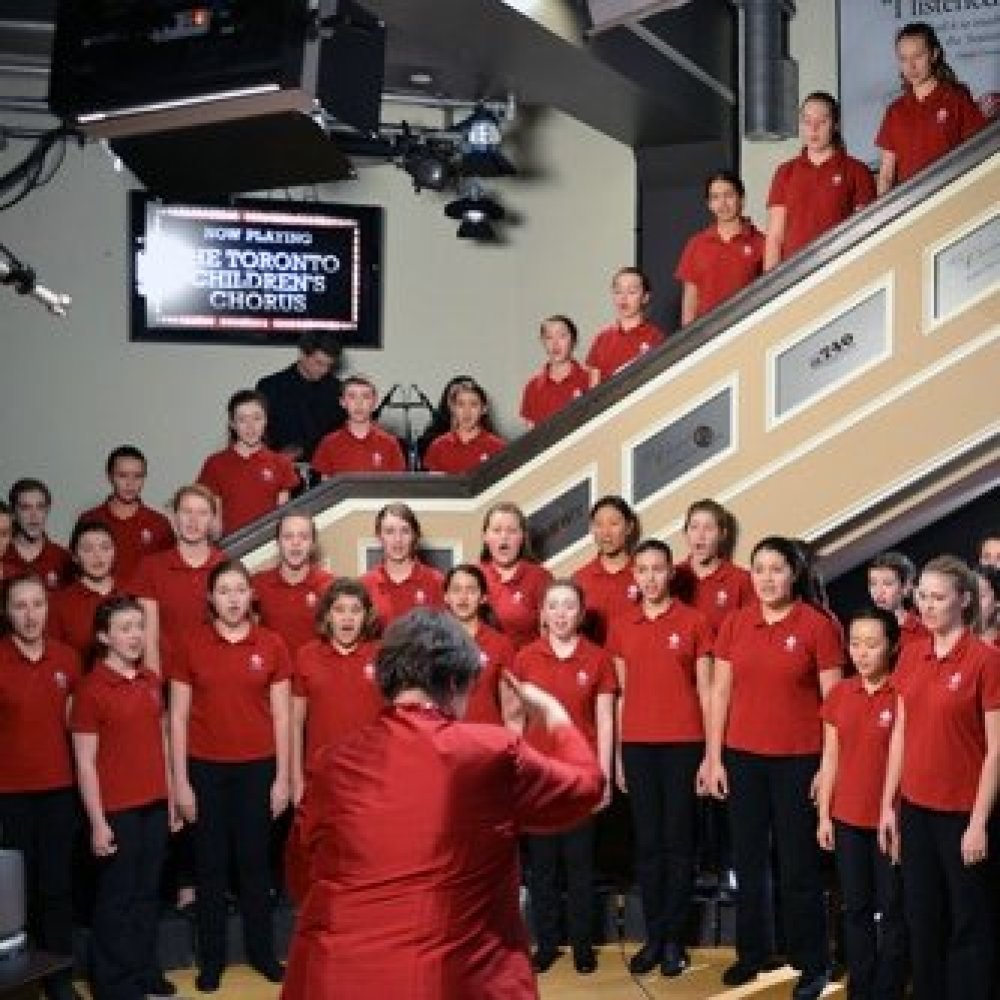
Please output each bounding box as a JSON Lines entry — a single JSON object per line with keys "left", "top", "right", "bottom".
{"left": 282, "top": 608, "right": 604, "bottom": 1000}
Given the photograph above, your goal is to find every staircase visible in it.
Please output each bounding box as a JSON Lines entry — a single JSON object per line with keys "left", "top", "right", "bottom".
{"left": 230, "top": 124, "right": 1000, "bottom": 576}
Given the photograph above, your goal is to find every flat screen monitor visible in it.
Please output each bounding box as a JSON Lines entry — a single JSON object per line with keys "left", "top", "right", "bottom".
{"left": 128, "top": 192, "right": 382, "bottom": 348}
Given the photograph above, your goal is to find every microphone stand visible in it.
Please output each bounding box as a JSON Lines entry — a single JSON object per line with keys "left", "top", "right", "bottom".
{"left": 380, "top": 384, "right": 435, "bottom": 471}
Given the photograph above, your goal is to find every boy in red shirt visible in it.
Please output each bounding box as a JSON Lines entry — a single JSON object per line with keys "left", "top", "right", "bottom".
{"left": 3, "top": 479, "right": 72, "bottom": 590}
{"left": 312, "top": 376, "right": 406, "bottom": 477}
{"left": 867, "top": 550, "right": 928, "bottom": 650}
{"left": 585, "top": 268, "right": 666, "bottom": 382}
{"left": 78, "top": 446, "right": 174, "bottom": 582}
{"left": 198, "top": 389, "right": 299, "bottom": 536}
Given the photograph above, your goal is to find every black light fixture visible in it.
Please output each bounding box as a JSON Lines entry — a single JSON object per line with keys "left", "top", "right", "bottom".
{"left": 458, "top": 105, "right": 515, "bottom": 178}
{"left": 402, "top": 143, "right": 453, "bottom": 191}
{"left": 444, "top": 183, "right": 505, "bottom": 240}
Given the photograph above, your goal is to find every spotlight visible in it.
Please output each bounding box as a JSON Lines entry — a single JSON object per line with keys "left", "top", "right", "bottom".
{"left": 402, "top": 144, "right": 452, "bottom": 192}
{"left": 444, "top": 186, "right": 505, "bottom": 240}
{"left": 458, "top": 105, "right": 515, "bottom": 178}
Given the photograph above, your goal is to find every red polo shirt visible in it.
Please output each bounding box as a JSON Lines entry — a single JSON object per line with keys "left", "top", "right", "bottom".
{"left": 170, "top": 623, "right": 291, "bottom": 762}
{"left": 675, "top": 220, "right": 765, "bottom": 319}
{"left": 254, "top": 566, "right": 335, "bottom": 655}
{"left": 77, "top": 500, "right": 174, "bottom": 581}
{"left": 899, "top": 610, "right": 929, "bottom": 651}
{"left": 572, "top": 556, "right": 640, "bottom": 646}
{"left": 0, "top": 637, "right": 80, "bottom": 792}
{"left": 715, "top": 600, "right": 845, "bottom": 755}
{"left": 127, "top": 546, "right": 225, "bottom": 661}
{"left": 465, "top": 623, "right": 515, "bottom": 726}
{"left": 520, "top": 361, "right": 592, "bottom": 425}
{"left": 293, "top": 639, "right": 383, "bottom": 761}
{"left": 361, "top": 562, "right": 445, "bottom": 632}
{"left": 895, "top": 631, "right": 1000, "bottom": 813}
{"left": 512, "top": 636, "right": 616, "bottom": 754}
{"left": 424, "top": 430, "right": 506, "bottom": 474}
{"left": 585, "top": 320, "right": 666, "bottom": 382}
{"left": 876, "top": 82, "right": 986, "bottom": 184}
{"left": 607, "top": 601, "right": 713, "bottom": 743}
{"left": 673, "top": 559, "right": 755, "bottom": 635}
{"left": 821, "top": 675, "right": 897, "bottom": 829}
{"left": 197, "top": 446, "right": 298, "bottom": 535}
{"left": 2, "top": 537, "right": 73, "bottom": 591}
{"left": 48, "top": 581, "right": 123, "bottom": 656}
{"left": 480, "top": 560, "right": 553, "bottom": 651}
{"left": 70, "top": 663, "right": 168, "bottom": 812}
{"left": 767, "top": 148, "right": 876, "bottom": 260}
{"left": 311, "top": 426, "right": 406, "bottom": 476}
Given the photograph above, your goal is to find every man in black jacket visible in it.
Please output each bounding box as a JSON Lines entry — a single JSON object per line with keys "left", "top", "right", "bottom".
{"left": 256, "top": 331, "right": 346, "bottom": 464}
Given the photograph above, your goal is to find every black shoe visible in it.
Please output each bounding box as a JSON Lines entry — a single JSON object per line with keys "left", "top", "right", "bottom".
{"left": 250, "top": 959, "right": 285, "bottom": 984}
{"left": 194, "top": 968, "right": 222, "bottom": 993}
{"left": 792, "top": 969, "right": 829, "bottom": 1000}
{"left": 659, "top": 942, "right": 689, "bottom": 978}
{"left": 572, "top": 946, "right": 597, "bottom": 974}
{"left": 628, "top": 942, "right": 663, "bottom": 975}
{"left": 722, "top": 960, "right": 760, "bottom": 986}
{"left": 532, "top": 946, "right": 561, "bottom": 973}
{"left": 141, "top": 974, "right": 178, "bottom": 996}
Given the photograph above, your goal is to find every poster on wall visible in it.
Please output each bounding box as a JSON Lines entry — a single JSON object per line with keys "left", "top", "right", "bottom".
{"left": 128, "top": 192, "right": 383, "bottom": 348}
{"left": 838, "top": 1, "right": 1000, "bottom": 167}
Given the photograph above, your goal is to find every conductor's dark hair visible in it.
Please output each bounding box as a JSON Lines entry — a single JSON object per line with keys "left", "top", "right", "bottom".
{"left": 375, "top": 608, "right": 482, "bottom": 705}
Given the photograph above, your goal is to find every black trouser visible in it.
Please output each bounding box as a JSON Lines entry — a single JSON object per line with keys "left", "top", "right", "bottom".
{"left": 188, "top": 757, "right": 277, "bottom": 973}
{"left": 833, "top": 820, "right": 905, "bottom": 1000}
{"left": 900, "top": 800, "right": 994, "bottom": 1000}
{"left": 91, "top": 801, "right": 168, "bottom": 1000}
{"left": 0, "top": 787, "right": 77, "bottom": 999}
{"left": 726, "top": 749, "right": 828, "bottom": 977}
{"left": 528, "top": 818, "right": 595, "bottom": 953}
{"left": 622, "top": 741, "right": 701, "bottom": 946}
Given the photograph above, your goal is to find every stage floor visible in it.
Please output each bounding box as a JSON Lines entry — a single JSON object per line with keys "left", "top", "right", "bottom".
{"left": 75, "top": 948, "right": 846, "bottom": 999}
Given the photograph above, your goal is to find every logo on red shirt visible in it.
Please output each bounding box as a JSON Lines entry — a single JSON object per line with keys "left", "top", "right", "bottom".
{"left": 364, "top": 661, "right": 375, "bottom": 681}
{"left": 140, "top": 528, "right": 153, "bottom": 545}
{"left": 260, "top": 466, "right": 275, "bottom": 482}
{"left": 53, "top": 671, "right": 68, "bottom": 690}
{"left": 716, "top": 590, "right": 729, "bottom": 607}
{"left": 576, "top": 670, "right": 589, "bottom": 687}
{"left": 479, "top": 453, "right": 490, "bottom": 463}
{"left": 249, "top": 653, "right": 264, "bottom": 672}
{"left": 936, "top": 107, "right": 949, "bottom": 123}
{"left": 668, "top": 633, "right": 681, "bottom": 649}
{"left": 415, "top": 589, "right": 427, "bottom": 605}
{"left": 639, "top": 342, "right": 651, "bottom": 353}
{"left": 878, "top": 708, "right": 894, "bottom": 728}
{"left": 743, "top": 243, "right": 753, "bottom": 256}
{"left": 372, "top": 452, "right": 384, "bottom": 468}
{"left": 573, "top": 389, "right": 582, "bottom": 398}
{"left": 784, "top": 635, "right": 798, "bottom": 652}
{"left": 627, "top": 584, "right": 640, "bottom": 601}
{"left": 947, "top": 671, "right": 962, "bottom": 691}
{"left": 46, "top": 571, "right": 59, "bottom": 588}
{"left": 832, "top": 174, "right": 843, "bottom": 186}
{"left": 306, "top": 591, "right": 318, "bottom": 607}
{"left": 479, "top": 650, "right": 489, "bottom": 666}
{"left": 512, "top": 591, "right": 524, "bottom": 604}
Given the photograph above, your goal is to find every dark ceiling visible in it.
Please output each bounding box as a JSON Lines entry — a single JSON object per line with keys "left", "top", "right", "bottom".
{"left": 0, "top": 0, "right": 736, "bottom": 150}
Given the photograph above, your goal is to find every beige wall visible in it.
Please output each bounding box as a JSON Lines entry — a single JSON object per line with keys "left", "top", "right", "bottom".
{"left": 0, "top": 108, "right": 633, "bottom": 538}
{"left": 740, "top": 0, "right": 839, "bottom": 225}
